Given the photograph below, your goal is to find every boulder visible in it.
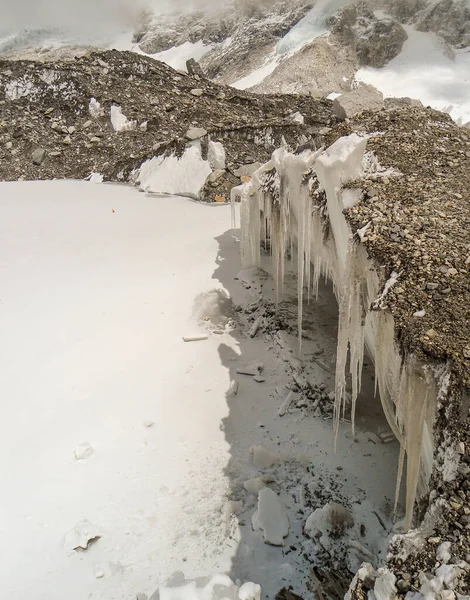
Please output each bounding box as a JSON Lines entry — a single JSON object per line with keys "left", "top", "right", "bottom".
{"left": 333, "top": 85, "right": 384, "bottom": 120}
{"left": 186, "top": 58, "right": 206, "bottom": 78}
{"left": 355, "top": 15, "right": 408, "bottom": 68}
{"left": 329, "top": 4, "right": 408, "bottom": 68}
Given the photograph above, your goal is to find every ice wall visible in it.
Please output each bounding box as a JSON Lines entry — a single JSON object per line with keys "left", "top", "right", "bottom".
{"left": 233, "top": 134, "right": 445, "bottom": 529}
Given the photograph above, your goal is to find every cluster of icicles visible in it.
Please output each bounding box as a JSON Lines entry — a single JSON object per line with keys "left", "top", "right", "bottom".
{"left": 231, "top": 133, "right": 442, "bottom": 530}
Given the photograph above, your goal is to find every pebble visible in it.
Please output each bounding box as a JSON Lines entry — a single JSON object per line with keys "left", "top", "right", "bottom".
{"left": 190, "top": 88, "right": 204, "bottom": 97}
{"left": 63, "top": 136, "right": 72, "bottom": 144}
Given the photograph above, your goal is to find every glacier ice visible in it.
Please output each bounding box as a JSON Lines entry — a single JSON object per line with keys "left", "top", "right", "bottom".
{"left": 236, "top": 132, "right": 444, "bottom": 529}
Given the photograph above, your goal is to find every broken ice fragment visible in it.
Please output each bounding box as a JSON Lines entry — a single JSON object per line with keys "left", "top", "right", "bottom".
{"left": 278, "top": 391, "right": 294, "bottom": 417}
{"left": 74, "top": 442, "right": 93, "bottom": 461}
{"left": 239, "top": 582, "right": 261, "bottom": 600}
{"left": 183, "top": 335, "right": 208, "bottom": 342}
{"left": 252, "top": 488, "right": 289, "bottom": 546}
{"left": 64, "top": 519, "right": 101, "bottom": 551}
{"left": 227, "top": 380, "right": 239, "bottom": 396}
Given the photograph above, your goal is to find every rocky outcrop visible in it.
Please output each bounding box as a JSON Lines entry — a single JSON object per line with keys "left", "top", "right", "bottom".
{"left": 329, "top": 3, "right": 408, "bottom": 68}
{"left": 415, "top": 0, "right": 470, "bottom": 48}
{"left": 249, "top": 36, "right": 357, "bottom": 96}
{"left": 0, "top": 49, "right": 335, "bottom": 196}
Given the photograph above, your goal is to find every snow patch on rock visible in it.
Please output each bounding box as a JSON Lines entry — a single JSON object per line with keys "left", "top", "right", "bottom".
{"left": 110, "top": 105, "right": 137, "bottom": 132}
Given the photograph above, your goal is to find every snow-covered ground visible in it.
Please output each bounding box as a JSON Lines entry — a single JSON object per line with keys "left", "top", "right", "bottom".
{"left": 0, "top": 180, "right": 402, "bottom": 600}
{"left": 357, "top": 27, "right": 470, "bottom": 125}
{"left": 0, "top": 181, "right": 237, "bottom": 600}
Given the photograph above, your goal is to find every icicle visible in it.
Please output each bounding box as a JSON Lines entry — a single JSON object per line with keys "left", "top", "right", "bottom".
{"left": 334, "top": 238, "right": 366, "bottom": 445}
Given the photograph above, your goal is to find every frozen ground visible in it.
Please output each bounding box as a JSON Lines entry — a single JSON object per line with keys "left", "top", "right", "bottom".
{"left": 0, "top": 180, "right": 401, "bottom": 600}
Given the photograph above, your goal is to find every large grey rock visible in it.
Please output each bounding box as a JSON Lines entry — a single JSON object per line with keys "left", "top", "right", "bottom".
{"left": 186, "top": 59, "right": 205, "bottom": 78}
{"left": 355, "top": 15, "right": 408, "bottom": 68}
{"left": 329, "top": 3, "right": 408, "bottom": 68}
{"left": 333, "top": 85, "right": 384, "bottom": 120}
{"left": 32, "top": 147, "right": 46, "bottom": 165}
{"left": 184, "top": 126, "right": 207, "bottom": 140}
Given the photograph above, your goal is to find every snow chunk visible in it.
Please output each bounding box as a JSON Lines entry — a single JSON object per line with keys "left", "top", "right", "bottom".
{"left": 64, "top": 519, "right": 101, "bottom": 551}
{"left": 88, "top": 173, "right": 103, "bottom": 184}
{"left": 437, "top": 541, "right": 452, "bottom": 564}
{"left": 89, "top": 97, "right": 104, "bottom": 118}
{"left": 110, "top": 105, "right": 137, "bottom": 132}
{"left": 136, "top": 146, "right": 211, "bottom": 199}
{"left": 305, "top": 502, "right": 354, "bottom": 547}
{"left": 208, "top": 141, "right": 226, "bottom": 170}
{"left": 74, "top": 442, "right": 93, "bottom": 460}
{"left": 252, "top": 488, "right": 289, "bottom": 546}
{"left": 239, "top": 582, "right": 261, "bottom": 600}
{"left": 289, "top": 111, "right": 305, "bottom": 125}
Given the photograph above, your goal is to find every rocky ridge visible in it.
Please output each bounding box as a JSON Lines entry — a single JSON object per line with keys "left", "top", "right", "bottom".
{"left": 0, "top": 49, "right": 334, "bottom": 199}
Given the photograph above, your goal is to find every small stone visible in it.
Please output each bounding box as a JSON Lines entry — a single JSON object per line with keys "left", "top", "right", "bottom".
{"left": 254, "top": 376, "right": 265, "bottom": 383}
{"left": 425, "top": 329, "right": 438, "bottom": 339}
{"left": 190, "top": 88, "right": 204, "bottom": 97}
{"left": 49, "top": 151, "right": 62, "bottom": 157}
{"left": 185, "top": 126, "right": 207, "bottom": 140}
{"left": 63, "top": 135, "right": 72, "bottom": 145}
{"left": 83, "top": 120, "right": 92, "bottom": 128}
{"left": 90, "top": 137, "right": 101, "bottom": 143}
{"left": 396, "top": 580, "right": 411, "bottom": 593}
{"left": 426, "top": 282, "right": 439, "bottom": 290}
{"left": 143, "top": 420, "right": 154, "bottom": 428}
{"left": 457, "top": 442, "right": 465, "bottom": 454}
{"left": 32, "top": 148, "right": 46, "bottom": 165}
{"left": 450, "top": 499, "right": 462, "bottom": 511}
{"left": 68, "top": 126, "right": 76, "bottom": 134}
{"left": 427, "top": 537, "right": 441, "bottom": 545}
{"left": 5, "top": 141, "right": 12, "bottom": 149}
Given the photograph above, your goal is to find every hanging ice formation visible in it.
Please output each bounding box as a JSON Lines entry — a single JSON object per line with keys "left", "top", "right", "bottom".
{"left": 234, "top": 133, "right": 443, "bottom": 530}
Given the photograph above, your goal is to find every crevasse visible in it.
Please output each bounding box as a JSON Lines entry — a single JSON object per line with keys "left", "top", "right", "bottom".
{"left": 232, "top": 133, "right": 444, "bottom": 529}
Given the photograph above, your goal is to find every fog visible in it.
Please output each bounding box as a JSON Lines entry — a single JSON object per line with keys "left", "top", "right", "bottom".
{"left": 0, "top": 0, "right": 237, "bottom": 32}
